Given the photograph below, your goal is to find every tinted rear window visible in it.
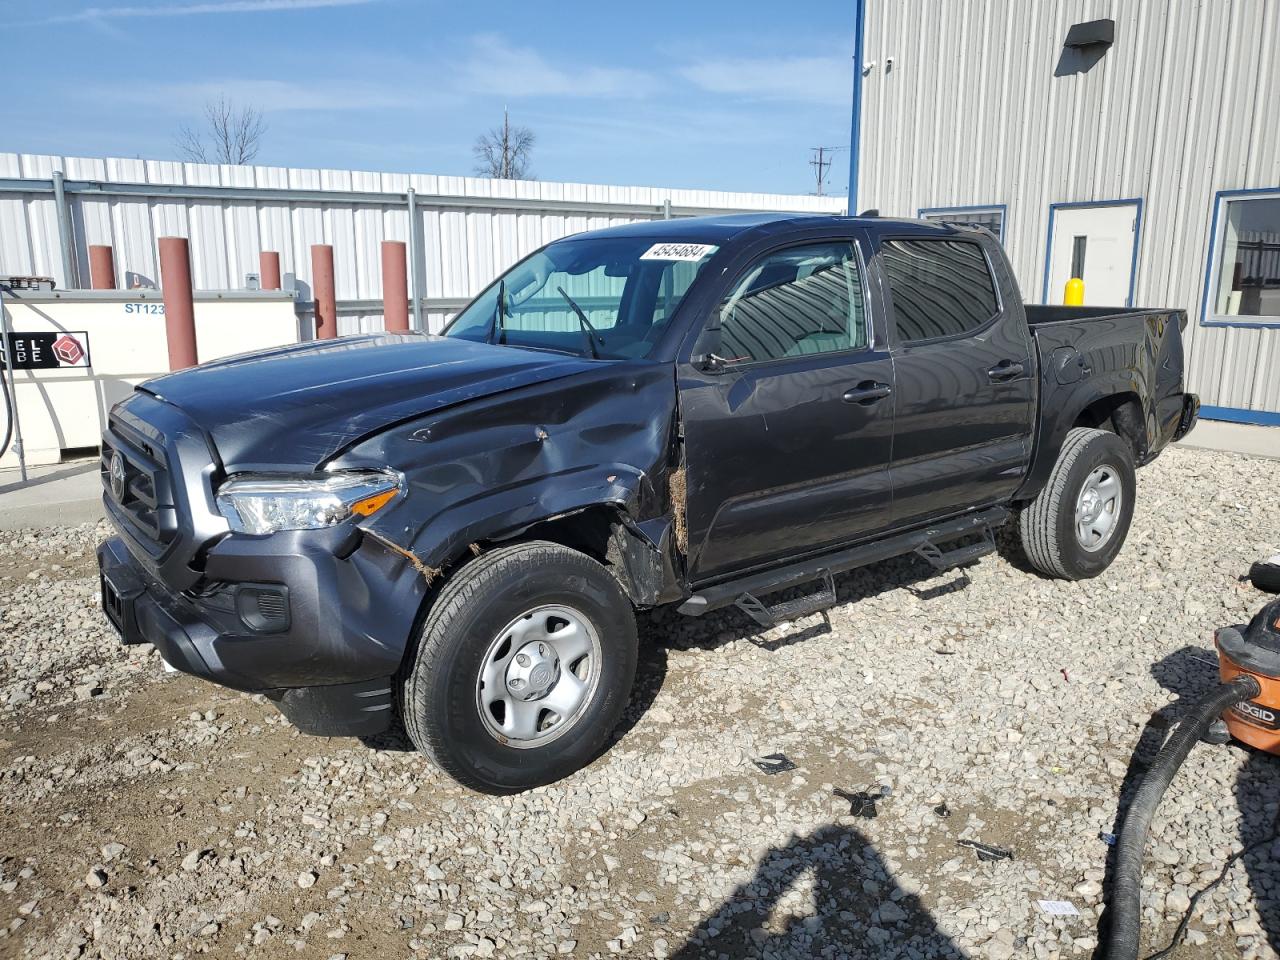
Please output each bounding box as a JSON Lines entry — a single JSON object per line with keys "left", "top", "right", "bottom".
{"left": 881, "top": 239, "right": 999, "bottom": 342}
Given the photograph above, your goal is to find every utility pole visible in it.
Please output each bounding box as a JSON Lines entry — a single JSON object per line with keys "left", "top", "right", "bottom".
{"left": 809, "top": 146, "right": 846, "bottom": 196}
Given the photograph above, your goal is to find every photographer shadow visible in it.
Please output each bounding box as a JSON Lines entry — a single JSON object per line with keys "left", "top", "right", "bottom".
{"left": 668, "top": 823, "right": 962, "bottom": 959}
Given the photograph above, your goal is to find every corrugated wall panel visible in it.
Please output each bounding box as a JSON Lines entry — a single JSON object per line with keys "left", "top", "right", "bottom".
{"left": 860, "top": 0, "right": 1280, "bottom": 417}
{"left": 1, "top": 152, "right": 841, "bottom": 337}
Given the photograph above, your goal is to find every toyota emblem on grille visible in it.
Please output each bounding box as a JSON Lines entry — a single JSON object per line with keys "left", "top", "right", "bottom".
{"left": 109, "top": 451, "right": 126, "bottom": 501}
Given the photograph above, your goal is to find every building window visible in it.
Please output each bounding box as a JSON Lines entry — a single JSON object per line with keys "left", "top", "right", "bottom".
{"left": 881, "top": 238, "right": 999, "bottom": 343}
{"left": 920, "top": 206, "right": 1005, "bottom": 242}
{"left": 1212, "top": 194, "right": 1280, "bottom": 322}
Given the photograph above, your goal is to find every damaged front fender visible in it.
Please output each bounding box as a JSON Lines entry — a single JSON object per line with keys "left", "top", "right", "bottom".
{"left": 334, "top": 361, "right": 688, "bottom": 607}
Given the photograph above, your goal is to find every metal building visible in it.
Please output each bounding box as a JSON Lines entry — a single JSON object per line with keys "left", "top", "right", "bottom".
{"left": 848, "top": 0, "right": 1280, "bottom": 426}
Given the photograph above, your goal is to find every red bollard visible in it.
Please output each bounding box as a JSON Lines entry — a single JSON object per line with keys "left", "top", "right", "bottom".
{"left": 381, "top": 240, "right": 409, "bottom": 333}
{"left": 259, "top": 250, "right": 282, "bottom": 291}
{"left": 311, "top": 244, "right": 337, "bottom": 340}
{"left": 158, "top": 237, "right": 198, "bottom": 370}
{"left": 88, "top": 245, "right": 117, "bottom": 289}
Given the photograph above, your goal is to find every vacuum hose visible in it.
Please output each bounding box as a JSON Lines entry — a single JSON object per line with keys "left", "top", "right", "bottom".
{"left": 1105, "top": 675, "right": 1262, "bottom": 960}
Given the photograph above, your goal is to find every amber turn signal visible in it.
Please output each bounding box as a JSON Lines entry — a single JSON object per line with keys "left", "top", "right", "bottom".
{"left": 351, "top": 489, "right": 398, "bottom": 517}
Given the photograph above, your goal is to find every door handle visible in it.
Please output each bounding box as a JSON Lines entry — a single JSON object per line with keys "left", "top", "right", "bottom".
{"left": 988, "top": 360, "right": 1025, "bottom": 382}
{"left": 842, "top": 381, "right": 892, "bottom": 405}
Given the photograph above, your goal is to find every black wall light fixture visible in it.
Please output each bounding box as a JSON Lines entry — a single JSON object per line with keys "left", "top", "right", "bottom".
{"left": 1056, "top": 18, "right": 1115, "bottom": 76}
{"left": 1064, "top": 18, "right": 1115, "bottom": 49}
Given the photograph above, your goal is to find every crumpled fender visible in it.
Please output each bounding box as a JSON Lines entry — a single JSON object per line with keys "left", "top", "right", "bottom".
{"left": 332, "top": 361, "right": 685, "bottom": 603}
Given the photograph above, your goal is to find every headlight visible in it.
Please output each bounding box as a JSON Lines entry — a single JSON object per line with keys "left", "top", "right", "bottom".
{"left": 216, "top": 470, "right": 402, "bottom": 535}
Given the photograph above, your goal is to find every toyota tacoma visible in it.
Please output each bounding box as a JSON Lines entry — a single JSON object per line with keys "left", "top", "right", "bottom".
{"left": 97, "top": 214, "right": 1199, "bottom": 792}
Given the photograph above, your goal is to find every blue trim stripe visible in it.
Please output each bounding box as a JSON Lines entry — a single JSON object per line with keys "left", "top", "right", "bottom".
{"left": 1199, "top": 405, "right": 1280, "bottom": 427}
{"left": 1199, "top": 186, "right": 1280, "bottom": 330}
{"left": 1040, "top": 198, "right": 1143, "bottom": 307}
{"left": 917, "top": 204, "right": 1008, "bottom": 242}
{"left": 848, "top": 0, "right": 867, "bottom": 215}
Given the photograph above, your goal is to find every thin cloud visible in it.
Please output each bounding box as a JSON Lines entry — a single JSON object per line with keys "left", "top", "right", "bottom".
{"left": 455, "top": 35, "right": 657, "bottom": 100}
{"left": 97, "top": 77, "right": 416, "bottom": 112}
{"left": 681, "top": 54, "right": 852, "bottom": 105}
{"left": 39, "top": 0, "right": 375, "bottom": 25}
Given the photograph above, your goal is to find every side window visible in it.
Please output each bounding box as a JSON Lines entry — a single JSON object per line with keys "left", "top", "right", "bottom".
{"left": 718, "top": 242, "right": 867, "bottom": 364}
{"left": 881, "top": 238, "right": 999, "bottom": 343}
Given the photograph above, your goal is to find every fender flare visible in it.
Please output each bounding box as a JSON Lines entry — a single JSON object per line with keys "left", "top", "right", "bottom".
{"left": 1015, "top": 372, "right": 1146, "bottom": 501}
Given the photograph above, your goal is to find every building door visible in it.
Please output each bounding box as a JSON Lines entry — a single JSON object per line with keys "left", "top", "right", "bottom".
{"left": 1044, "top": 201, "right": 1141, "bottom": 306}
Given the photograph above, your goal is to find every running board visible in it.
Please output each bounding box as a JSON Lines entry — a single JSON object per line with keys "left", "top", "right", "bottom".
{"left": 677, "top": 507, "right": 1008, "bottom": 619}
{"left": 736, "top": 569, "right": 836, "bottom": 628}
{"left": 914, "top": 524, "right": 997, "bottom": 571}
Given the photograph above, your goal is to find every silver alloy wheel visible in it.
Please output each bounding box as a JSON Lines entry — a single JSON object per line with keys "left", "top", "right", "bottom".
{"left": 476, "top": 604, "right": 602, "bottom": 749}
{"left": 1074, "top": 463, "right": 1123, "bottom": 552}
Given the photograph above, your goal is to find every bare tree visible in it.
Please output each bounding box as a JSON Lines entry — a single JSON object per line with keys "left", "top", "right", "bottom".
{"left": 176, "top": 96, "right": 266, "bottom": 165}
{"left": 473, "top": 109, "right": 535, "bottom": 180}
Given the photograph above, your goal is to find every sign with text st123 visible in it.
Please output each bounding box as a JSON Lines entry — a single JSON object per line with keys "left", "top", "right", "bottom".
{"left": 3, "top": 331, "right": 92, "bottom": 369}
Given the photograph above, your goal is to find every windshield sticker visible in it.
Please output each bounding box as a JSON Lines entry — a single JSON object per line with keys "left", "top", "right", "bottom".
{"left": 640, "top": 242, "right": 717, "bottom": 262}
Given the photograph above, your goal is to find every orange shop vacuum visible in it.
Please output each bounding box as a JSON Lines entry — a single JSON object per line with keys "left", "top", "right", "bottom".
{"left": 1215, "top": 597, "right": 1280, "bottom": 755}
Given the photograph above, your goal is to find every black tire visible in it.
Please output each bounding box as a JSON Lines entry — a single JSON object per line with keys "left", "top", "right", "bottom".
{"left": 1019, "top": 427, "right": 1136, "bottom": 580}
{"left": 399, "top": 541, "right": 638, "bottom": 794}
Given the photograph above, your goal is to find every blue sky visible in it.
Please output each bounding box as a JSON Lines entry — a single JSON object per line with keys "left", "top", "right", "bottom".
{"left": 8, "top": 0, "right": 856, "bottom": 196}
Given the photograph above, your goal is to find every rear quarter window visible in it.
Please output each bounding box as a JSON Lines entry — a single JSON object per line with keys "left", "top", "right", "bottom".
{"left": 881, "top": 238, "right": 999, "bottom": 343}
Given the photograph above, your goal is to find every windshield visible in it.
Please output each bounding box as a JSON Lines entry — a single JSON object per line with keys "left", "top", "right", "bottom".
{"left": 443, "top": 237, "right": 719, "bottom": 359}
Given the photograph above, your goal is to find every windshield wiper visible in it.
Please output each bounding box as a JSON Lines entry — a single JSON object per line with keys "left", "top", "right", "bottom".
{"left": 487, "top": 279, "right": 507, "bottom": 345}
{"left": 556, "top": 285, "right": 602, "bottom": 360}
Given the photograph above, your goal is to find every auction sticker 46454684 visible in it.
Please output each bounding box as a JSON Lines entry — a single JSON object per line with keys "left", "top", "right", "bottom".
{"left": 639, "top": 243, "right": 718, "bottom": 262}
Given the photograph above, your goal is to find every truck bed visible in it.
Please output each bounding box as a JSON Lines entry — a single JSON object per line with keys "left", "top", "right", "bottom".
{"left": 1014, "top": 303, "right": 1191, "bottom": 504}
{"left": 1024, "top": 304, "right": 1167, "bottom": 326}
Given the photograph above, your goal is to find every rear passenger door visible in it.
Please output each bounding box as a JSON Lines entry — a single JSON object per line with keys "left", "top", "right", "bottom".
{"left": 679, "top": 236, "right": 896, "bottom": 582}
{"left": 875, "top": 234, "right": 1035, "bottom": 527}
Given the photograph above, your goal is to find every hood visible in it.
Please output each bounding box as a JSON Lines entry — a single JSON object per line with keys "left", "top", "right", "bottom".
{"left": 141, "top": 333, "right": 597, "bottom": 470}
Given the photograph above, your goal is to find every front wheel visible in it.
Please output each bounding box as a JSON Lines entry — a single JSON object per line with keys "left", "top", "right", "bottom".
{"left": 1019, "top": 427, "right": 1136, "bottom": 580}
{"left": 399, "top": 541, "right": 638, "bottom": 793}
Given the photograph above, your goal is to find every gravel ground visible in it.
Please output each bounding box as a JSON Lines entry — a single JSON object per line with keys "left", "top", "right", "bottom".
{"left": 1, "top": 443, "right": 1278, "bottom": 960}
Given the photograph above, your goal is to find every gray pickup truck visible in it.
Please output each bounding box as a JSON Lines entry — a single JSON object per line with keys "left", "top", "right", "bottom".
{"left": 97, "top": 214, "right": 1198, "bottom": 792}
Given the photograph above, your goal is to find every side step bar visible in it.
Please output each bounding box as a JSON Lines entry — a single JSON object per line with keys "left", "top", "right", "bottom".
{"left": 914, "top": 523, "right": 997, "bottom": 571}
{"left": 677, "top": 507, "right": 1008, "bottom": 621}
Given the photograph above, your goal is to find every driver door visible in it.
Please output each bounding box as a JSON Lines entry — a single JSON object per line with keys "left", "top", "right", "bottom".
{"left": 678, "top": 236, "right": 896, "bottom": 583}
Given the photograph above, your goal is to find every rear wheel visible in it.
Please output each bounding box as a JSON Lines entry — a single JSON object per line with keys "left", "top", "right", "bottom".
{"left": 399, "top": 541, "right": 638, "bottom": 793}
{"left": 1019, "top": 427, "right": 1136, "bottom": 580}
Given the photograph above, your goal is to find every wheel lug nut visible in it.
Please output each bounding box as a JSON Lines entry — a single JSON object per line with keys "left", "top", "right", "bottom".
{"left": 516, "top": 653, "right": 530, "bottom": 667}
{"left": 509, "top": 677, "right": 525, "bottom": 689}
{"left": 538, "top": 643, "right": 547, "bottom": 656}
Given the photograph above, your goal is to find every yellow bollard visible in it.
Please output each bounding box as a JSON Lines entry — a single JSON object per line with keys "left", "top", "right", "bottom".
{"left": 1064, "top": 277, "right": 1085, "bottom": 306}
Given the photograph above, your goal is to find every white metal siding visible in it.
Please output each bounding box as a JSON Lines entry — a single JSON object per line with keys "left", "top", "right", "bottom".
{"left": 859, "top": 0, "right": 1280, "bottom": 416}
{"left": 0, "top": 153, "right": 844, "bottom": 336}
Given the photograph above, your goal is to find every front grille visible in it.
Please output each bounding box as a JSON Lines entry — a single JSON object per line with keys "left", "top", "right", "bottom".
{"left": 101, "top": 421, "right": 178, "bottom": 553}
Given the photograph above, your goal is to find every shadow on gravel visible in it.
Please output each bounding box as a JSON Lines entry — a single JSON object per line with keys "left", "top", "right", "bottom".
{"left": 668, "top": 823, "right": 962, "bottom": 959}
{"left": 1095, "top": 645, "right": 1280, "bottom": 957}
{"left": 1238, "top": 752, "right": 1280, "bottom": 955}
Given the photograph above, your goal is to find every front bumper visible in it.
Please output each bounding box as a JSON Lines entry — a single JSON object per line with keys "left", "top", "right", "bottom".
{"left": 97, "top": 525, "right": 427, "bottom": 737}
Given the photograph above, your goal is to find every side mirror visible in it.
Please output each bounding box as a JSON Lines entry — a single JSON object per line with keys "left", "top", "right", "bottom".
{"left": 692, "top": 324, "right": 727, "bottom": 374}
{"left": 693, "top": 352, "right": 728, "bottom": 374}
